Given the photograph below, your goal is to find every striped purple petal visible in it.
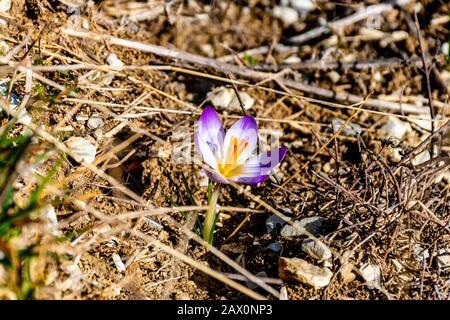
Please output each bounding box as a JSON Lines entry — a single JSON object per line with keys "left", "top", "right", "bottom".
{"left": 194, "top": 106, "right": 225, "bottom": 170}
{"left": 230, "top": 147, "right": 286, "bottom": 182}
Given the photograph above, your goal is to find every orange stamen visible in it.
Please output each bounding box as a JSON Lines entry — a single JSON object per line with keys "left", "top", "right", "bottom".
{"left": 218, "top": 136, "right": 248, "bottom": 177}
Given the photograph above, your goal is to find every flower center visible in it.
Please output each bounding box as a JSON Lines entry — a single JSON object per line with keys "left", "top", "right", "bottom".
{"left": 218, "top": 136, "right": 248, "bottom": 177}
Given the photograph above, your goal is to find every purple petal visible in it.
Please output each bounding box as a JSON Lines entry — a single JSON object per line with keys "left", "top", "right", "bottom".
{"left": 234, "top": 175, "right": 268, "bottom": 184}
{"left": 222, "top": 115, "right": 258, "bottom": 165}
{"left": 195, "top": 106, "right": 225, "bottom": 169}
{"left": 203, "top": 168, "right": 230, "bottom": 184}
{"left": 257, "top": 146, "right": 287, "bottom": 172}
{"left": 230, "top": 147, "right": 286, "bottom": 182}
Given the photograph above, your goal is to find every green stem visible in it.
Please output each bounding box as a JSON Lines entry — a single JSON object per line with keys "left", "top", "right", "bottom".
{"left": 203, "top": 184, "right": 221, "bottom": 244}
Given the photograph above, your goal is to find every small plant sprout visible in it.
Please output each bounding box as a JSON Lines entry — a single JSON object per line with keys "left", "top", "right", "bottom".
{"left": 194, "top": 106, "right": 286, "bottom": 244}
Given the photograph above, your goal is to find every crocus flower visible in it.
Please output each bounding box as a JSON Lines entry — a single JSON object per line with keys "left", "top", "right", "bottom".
{"left": 194, "top": 106, "right": 286, "bottom": 184}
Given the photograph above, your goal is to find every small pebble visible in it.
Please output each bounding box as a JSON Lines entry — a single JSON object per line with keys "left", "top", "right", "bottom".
{"left": 301, "top": 238, "right": 332, "bottom": 260}
{"left": 442, "top": 42, "right": 449, "bottom": 56}
{"left": 380, "top": 116, "right": 412, "bottom": 139}
{"left": 279, "top": 257, "right": 333, "bottom": 288}
{"left": 412, "top": 245, "right": 430, "bottom": 262}
{"left": 266, "top": 214, "right": 289, "bottom": 233}
{"left": 290, "top": 0, "right": 316, "bottom": 13}
{"left": 411, "top": 150, "right": 431, "bottom": 166}
{"left": 327, "top": 71, "right": 340, "bottom": 84}
{"left": 338, "top": 263, "right": 356, "bottom": 284}
{"left": 281, "top": 216, "right": 324, "bottom": 238}
{"left": 436, "top": 254, "right": 450, "bottom": 271}
{"left": 65, "top": 137, "right": 97, "bottom": 165}
{"left": 360, "top": 263, "right": 381, "bottom": 289}
{"left": 0, "top": 0, "right": 11, "bottom": 12}
{"left": 273, "top": 6, "right": 299, "bottom": 26}
{"left": 208, "top": 87, "right": 254, "bottom": 111}
{"left": 331, "top": 118, "right": 362, "bottom": 136}
{"left": 106, "top": 53, "right": 124, "bottom": 71}
{"left": 112, "top": 253, "right": 126, "bottom": 272}
{"left": 87, "top": 115, "right": 104, "bottom": 130}
{"left": 283, "top": 55, "right": 301, "bottom": 64}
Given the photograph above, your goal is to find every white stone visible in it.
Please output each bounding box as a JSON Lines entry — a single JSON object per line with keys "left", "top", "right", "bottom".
{"left": 327, "top": 71, "right": 340, "bottom": 83}
{"left": 72, "top": 199, "right": 86, "bottom": 211}
{"left": 75, "top": 114, "right": 89, "bottom": 121}
{"left": 374, "top": 71, "right": 383, "bottom": 82}
{"left": 411, "top": 149, "right": 431, "bottom": 166}
{"left": 0, "top": 0, "right": 11, "bottom": 12}
{"left": 228, "top": 91, "right": 255, "bottom": 111}
{"left": 442, "top": 42, "right": 449, "bottom": 56}
{"left": 283, "top": 55, "right": 301, "bottom": 64}
{"left": 65, "top": 137, "right": 97, "bottom": 164}
{"left": 281, "top": 216, "right": 324, "bottom": 238}
{"left": 87, "top": 115, "right": 104, "bottom": 130}
{"left": 380, "top": 116, "right": 412, "bottom": 139}
{"left": 360, "top": 263, "right": 381, "bottom": 289}
{"left": 112, "top": 253, "right": 126, "bottom": 272}
{"left": 412, "top": 245, "right": 430, "bottom": 262}
{"left": 279, "top": 286, "right": 288, "bottom": 300}
{"left": 209, "top": 87, "right": 233, "bottom": 109}
{"left": 93, "top": 129, "right": 103, "bottom": 140}
{"left": 290, "top": 0, "right": 316, "bottom": 13}
{"left": 273, "top": 6, "right": 299, "bottom": 26}
{"left": 410, "top": 116, "right": 433, "bottom": 132}
{"left": 200, "top": 44, "right": 214, "bottom": 57}
{"left": 302, "top": 238, "right": 332, "bottom": 260}
{"left": 82, "top": 18, "right": 89, "bottom": 30}
{"left": 106, "top": 53, "right": 124, "bottom": 71}
{"left": 436, "top": 254, "right": 450, "bottom": 271}
{"left": 322, "top": 260, "right": 332, "bottom": 268}
{"left": 279, "top": 257, "right": 333, "bottom": 288}
{"left": 208, "top": 87, "right": 254, "bottom": 111}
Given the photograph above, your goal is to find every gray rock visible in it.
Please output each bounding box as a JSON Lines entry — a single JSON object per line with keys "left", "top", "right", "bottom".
{"left": 266, "top": 214, "right": 288, "bottom": 233}
{"left": 208, "top": 87, "right": 254, "bottom": 112}
{"left": 87, "top": 115, "right": 104, "bottom": 130}
{"left": 331, "top": 118, "right": 362, "bottom": 136}
{"left": 302, "top": 238, "right": 332, "bottom": 260}
{"left": 65, "top": 137, "right": 97, "bottom": 164}
{"left": 360, "top": 263, "right": 381, "bottom": 289}
{"left": 266, "top": 242, "right": 282, "bottom": 252}
{"left": 412, "top": 245, "right": 430, "bottom": 262}
{"left": 338, "top": 263, "right": 356, "bottom": 284}
{"left": 380, "top": 116, "right": 412, "bottom": 139}
{"left": 281, "top": 216, "right": 324, "bottom": 238}
{"left": 436, "top": 254, "right": 450, "bottom": 271}
{"left": 279, "top": 257, "right": 333, "bottom": 288}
